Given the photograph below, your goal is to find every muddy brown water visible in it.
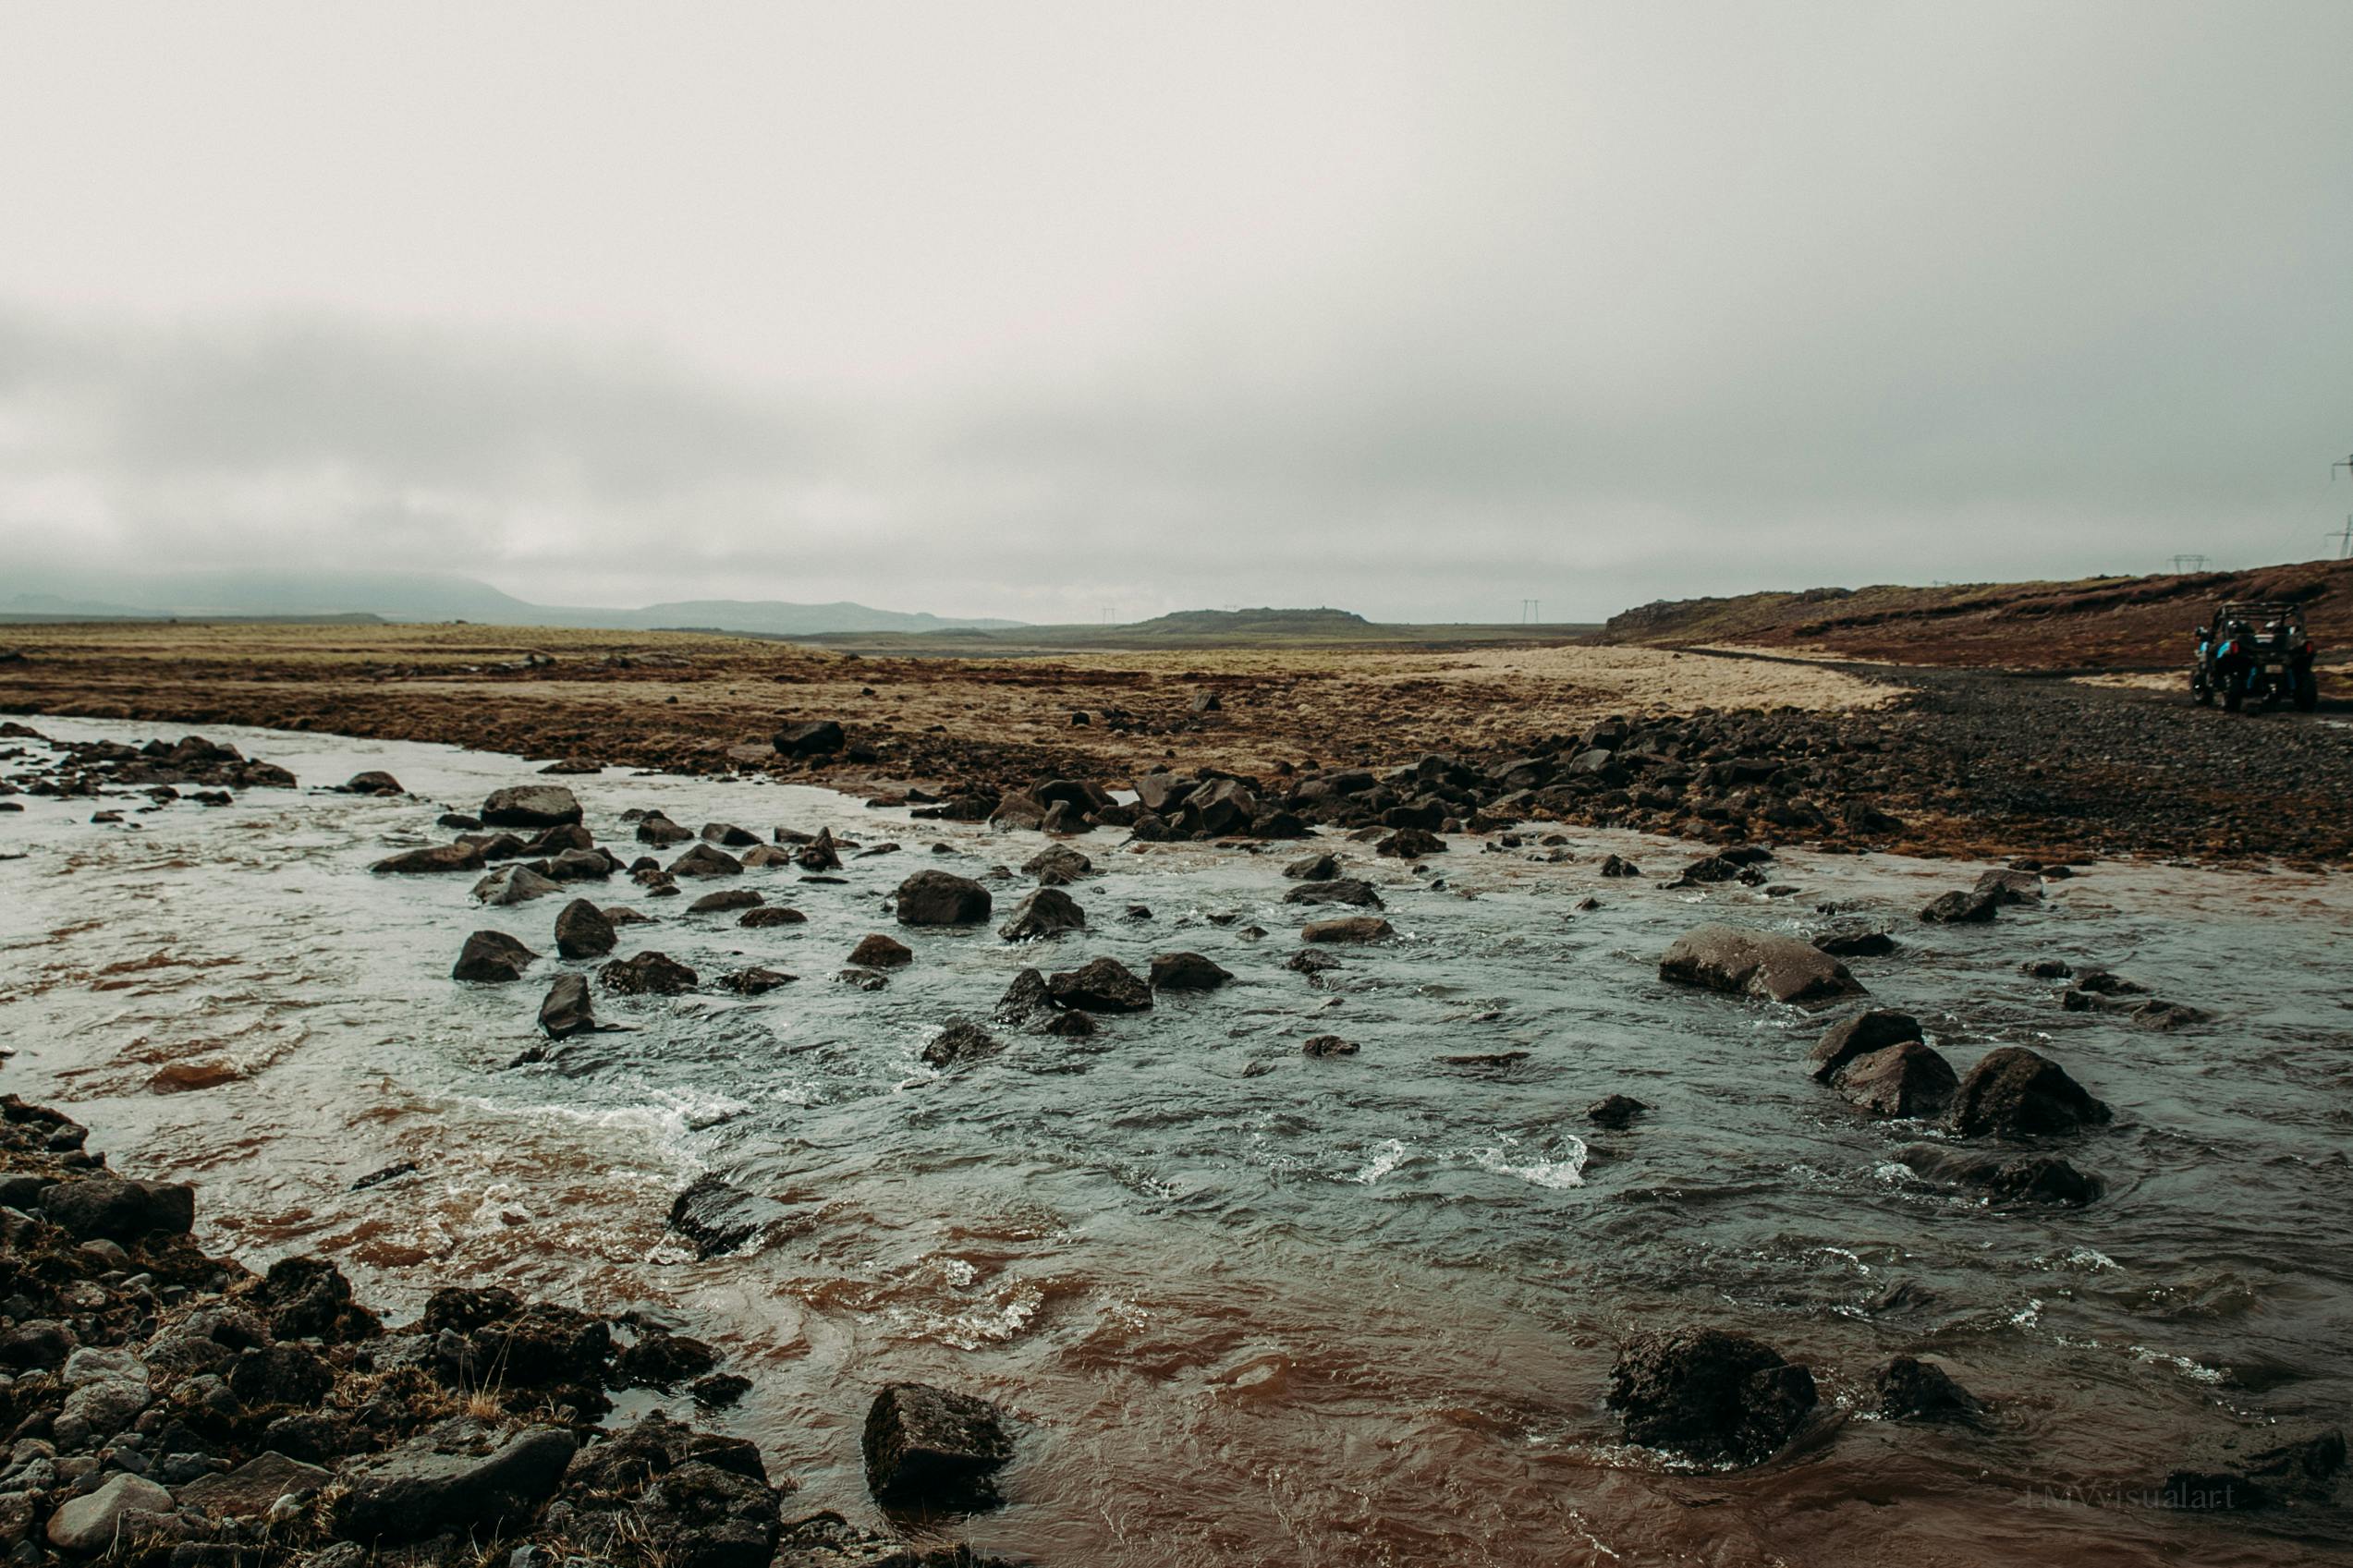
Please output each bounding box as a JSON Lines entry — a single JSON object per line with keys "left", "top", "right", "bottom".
{"left": 3, "top": 718, "right": 2349, "bottom": 1566}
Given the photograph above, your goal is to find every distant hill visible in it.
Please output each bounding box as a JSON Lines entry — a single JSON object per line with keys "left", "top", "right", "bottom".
{"left": 1123, "top": 607, "right": 1373, "bottom": 639}
{"left": 1601, "top": 558, "right": 2353, "bottom": 668}
{"left": 0, "top": 570, "right": 1022, "bottom": 637}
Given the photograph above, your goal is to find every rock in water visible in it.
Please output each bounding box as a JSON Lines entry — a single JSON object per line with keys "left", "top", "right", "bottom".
{"left": 337, "top": 771, "right": 403, "bottom": 795}
{"left": 453, "top": 930, "right": 537, "bottom": 983}
{"left": 1300, "top": 1035, "right": 1359, "bottom": 1058}
{"left": 473, "top": 864, "right": 563, "bottom": 905}
{"left": 372, "top": 842, "right": 486, "bottom": 875}
{"left": 1973, "top": 868, "right": 2044, "bottom": 905}
{"left": 1149, "top": 952, "right": 1233, "bottom": 991}
{"left": 600, "top": 952, "right": 700, "bottom": 996}
{"left": 2160, "top": 1423, "right": 2346, "bottom": 1511}
{"left": 1606, "top": 1327, "right": 1817, "bottom": 1466}
{"left": 998, "top": 888, "right": 1087, "bottom": 942}
{"left": 1920, "top": 889, "right": 2001, "bottom": 924}
{"left": 1833, "top": 1040, "right": 1958, "bottom": 1118}
{"left": 1301, "top": 916, "right": 1393, "bottom": 943}
{"left": 1586, "top": 1093, "right": 1649, "bottom": 1129}
{"left": 1284, "top": 879, "right": 1383, "bottom": 908}
{"left": 667, "top": 843, "right": 744, "bottom": 879}
{"left": 555, "top": 898, "right": 617, "bottom": 959}
{"left": 689, "top": 888, "right": 763, "bottom": 915}
{"left": 847, "top": 933, "right": 912, "bottom": 969}
{"left": 1806, "top": 1009, "right": 1924, "bottom": 1079}
{"left": 480, "top": 785, "right": 583, "bottom": 829}
{"left": 923, "top": 1021, "right": 1001, "bottom": 1068}
{"left": 539, "top": 974, "right": 598, "bottom": 1039}
{"left": 332, "top": 1417, "right": 577, "bottom": 1544}
{"left": 862, "top": 1384, "right": 1014, "bottom": 1508}
{"left": 1873, "top": 1356, "right": 1984, "bottom": 1420}
{"left": 895, "top": 869, "right": 993, "bottom": 927}
{"left": 1283, "top": 852, "right": 1340, "bottom": 881}
{"left": 1659, "top": 923, "right": 1864, "bottom": 1005}
{"left": 738, "top": 906, "right": 805, "bottom": 928}
{"left": 774, "top": 720, "right": 846, "bottom": 758}
{"left": 1894, "top": 1145, "right": 2104, "bottom": 1206}
{"left": 1946, "top": 1046, "right": 2111, "bottom": 1137}
{"left": 1022, "top": 845, "right": 1093, "bottom": 884}
{"left": 1046, "top": 957, "right": 1152, "bottom": 1013}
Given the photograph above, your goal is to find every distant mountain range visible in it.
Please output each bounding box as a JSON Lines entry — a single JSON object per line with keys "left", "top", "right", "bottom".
{"left": 0, "top": 570, "right": 1025, "bottom": 636}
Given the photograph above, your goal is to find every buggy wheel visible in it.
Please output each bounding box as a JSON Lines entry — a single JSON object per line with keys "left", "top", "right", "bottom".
{"left": 2294, "top": 677, "right": 2319, "bottom": 713}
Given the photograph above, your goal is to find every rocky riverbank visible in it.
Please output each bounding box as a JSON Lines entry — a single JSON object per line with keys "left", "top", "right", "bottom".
{"left": 0, "top": 1095, "right": 1033, "bottom": 1568}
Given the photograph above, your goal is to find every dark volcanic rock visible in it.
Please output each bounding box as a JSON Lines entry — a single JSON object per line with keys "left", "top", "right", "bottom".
{"left": 1606, "top": 1327, "right": 1817, "bottom": 1465}
{"left": 718, "top": 966, "right": 796, "bottom": 995}
{"left": 1047, "top": 956, "right": 1152, "bottom": 1013}
{"left": 993, "top": 967, "right": 1053, "bottom": 1025}
{"left": 476, "top": 863, "right": 565, "bottom": 905}
{"left": 555, "top": 897, "right": 618, "bottom": 960}
{"left": 539, "top": 973, "right": 598, "bottom": 1039}
{"left": 1586, "top": 1093, "right": 1650, "bottom": 1130}
{"left": 1833, "top": 1040, "right": 1957, "bottom": 1118}
{"left": 41, "top": 1176, "right": 195, "bottom": 1241}
{"left": 481, "top": 785, "right": 584, "bottom": 829}
{"left": 1300, "top": 1035, "right": 1359, "bottom": 1057}
{"left": 998, "top": 888, "right": 1087, "bottom": 942}
{"left": 333, "top": 1417, "right": 577, "bottom": 1544}
{"left": 739, "top": 905, "right": 807, "bottom": 928}
{"left": 1376, "top": 827, "right": 1446, "bottom": 859}
{"left": 1812, "top": 926, "right": 1896, "bottom": 958}
{"left": 1661, "top": 923, "right": 1864, "bottom": 1005}
{"left": 1806, "top": 1009, "right": 1925, "bottom": 1082}
{"left": 922, "top": 1021, "right": 1002, "bottom": 1068}
{"left": 1599, "top": 854, "right": 1640, "bottom": 878}
{"left": 1973, "top": 868, "right": 2043, "bottom": 906}
{"left": 689, "top": 888, "right": 764, "bottom": 915}
{"left": 1874, "top": 1356, "right": 1984, "bottom": 1420}
{"left": 252, "top": 1255, "right": 383, "bottom": 1343}
{"left": 600, "top": 951, "right": 700, "bottom": 996}
{"left": 1021, "top": 845, "right": 1093, "bottom": 884}
{"left": 1946, "top": 1046, "right": 2111, "bottom": 1138}
{"left": 667, "top": 1175, "right": 767, "bottom": 1259}
{"left": 895, "top": 870, "right": 993, "bottom": 927}
{"left": 637, "top": 812, "right": 696, "bottom": 846}
{"left": 338, "top": 770, "right": 403, "bottom": 795}
{"left": 862, "top": 1384, "right": 1014, "bottom": 1509}
{"left": 668, "top": 843, "right": 745, "bottom": 879}
{"left": 1284, "top": 878, "right": 1383, "bottom": 908}
{"left": 1896, "top": 1144, "right": 2105, "bottom": 1205}
{"left": 454, "top": 930, "right": 538, "bottom": 983}
{"left": 2160, "top": 1422, "right": 2346, "bottom": 1511}
{"left": 372, "top": 842, "right": 487, "bottom": 875}
{"left": 774, "top": 721, "right": 846, "bottom": 758}
{"left": 1149, "top": 952, "right": 1233, "bottom": 991}
{"left": 1282, "top": 852, "right": 1341, "bottom": 881}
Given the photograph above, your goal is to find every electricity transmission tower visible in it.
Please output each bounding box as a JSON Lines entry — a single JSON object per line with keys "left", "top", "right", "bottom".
{"left": 2168, "top": 553, "right": 2209, "bottom": 573}
{"left": 2328, "top": 517, "right": 2353, "bottom": 560}
{"left": 1520, "top": 598, "right": 1540, "bottom": 624}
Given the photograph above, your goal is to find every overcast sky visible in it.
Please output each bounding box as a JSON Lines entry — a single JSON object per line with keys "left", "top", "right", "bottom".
{"left": 4, "top": 2, "right": 2351, "bottom": 623}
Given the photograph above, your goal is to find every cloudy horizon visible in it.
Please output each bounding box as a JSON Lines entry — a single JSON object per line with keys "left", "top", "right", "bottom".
{"left": 5, "top": 2, "right": 2351, "bottom": 624}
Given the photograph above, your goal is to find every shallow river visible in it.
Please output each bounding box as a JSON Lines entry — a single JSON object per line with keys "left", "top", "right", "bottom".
{"left": 3, "top": 718, "right": 2349, "bottom": 1567}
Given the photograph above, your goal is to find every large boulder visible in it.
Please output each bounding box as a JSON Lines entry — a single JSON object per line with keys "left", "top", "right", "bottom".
{"left": 1832, "top": 1040, "right": 1957, "bottom": 1118}
{"left": 481, "top": 785, "right": 583, "bottom": 829}
{"left": 998, "top": 888, "right": 1086, "bottom": 942}
{"left": 1282, "top": 852, "right": 1341, "bottom": 881}
{"left": 1659, "top": 924, "right": 1864, "bottom": 1006}
{"left": 555, "top": 898, "right": 617, "bottom": 959}
{"left": 1021, "top": 845, "right": 1093, "bottom": 885}
{"left": 1920, "top": 889, "right": 2001, "bottom": 924}
{"left": 1806, "top": 1009, "right": 1923, "bottom": 1081}
{"left": 862, "top": 1384, "right": 1014, "bottom": 1509}
{"left": 46, "top": 1474, "right": 175, "bottom": 1552}
{"left": 179, "top": 1451, "right": 335, "bottom": 1519}
{"left": 668, "top": 844, "right": 744, "bottom": 879}
{"left": 1946, "top": 1047, "right": 2111, "bottom": 1137}
{"left": 774, "top": 721, "right": 846, "bottom": 759}
{"left": 372, "top": 842, "right": 486, "bottom": 875}
{"left": 1606, "top": 1327, "right": 1817, "bottom": 1466}
{"left": 453, "top": 930, "right": 537, "bottom": 983}
{"left": 539, "top": 974, "right": 598, "bottom": 1039}
{"left": 1302, "top": 916, "right": 1393, "bottom": 943}
{"left": 1873, "top": 1356, "right": 1984, "bottom": 1421}
{"left": 332, "top": 1418, "right": 576, "bottom": 1544}
{"left": 636, "top": 812, "right": 695, "bottom": 846}
{"left": 1047, "top": 957, "right": 1152, "bottom": 1013}
{"left": 251, "top": 1256, "right": 382, "bottom": 1343}
{"left": 895, "top": 870, "right": 993, "bottom": 927}
{"left": 40, "top": 1177, "right": 194, "bottom": 1242}
{"left": 1895, "top": 1144, "right": 2104, "bottom": 1206}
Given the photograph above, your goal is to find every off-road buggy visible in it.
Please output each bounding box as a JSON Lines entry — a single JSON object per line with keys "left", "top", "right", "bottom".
{"left": 2192, "top": 601, "right": 2318, "bottom": 712}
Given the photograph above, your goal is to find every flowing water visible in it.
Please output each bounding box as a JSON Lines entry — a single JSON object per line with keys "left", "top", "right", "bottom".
{"left": 3, "top": 718, "right": 2350, "bottom": 1567}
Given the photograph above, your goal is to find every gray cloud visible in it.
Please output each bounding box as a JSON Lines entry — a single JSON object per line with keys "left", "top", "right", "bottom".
{"left": 4, "top": 1, "right": 2351, "bottom": 622}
